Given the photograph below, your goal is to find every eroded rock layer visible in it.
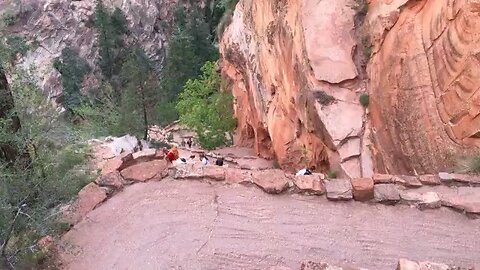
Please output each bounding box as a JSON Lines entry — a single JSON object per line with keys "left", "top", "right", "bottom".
{"left": 367, "top": 0, "right": 480, "bottom": 174}
{"left": 220, "top": 0, "right": 369, "bottom": 176}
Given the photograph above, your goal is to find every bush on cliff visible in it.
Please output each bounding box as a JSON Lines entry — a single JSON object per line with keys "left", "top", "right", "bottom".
{"left": 176, "top": 61, "right": 236, "bottom": 150}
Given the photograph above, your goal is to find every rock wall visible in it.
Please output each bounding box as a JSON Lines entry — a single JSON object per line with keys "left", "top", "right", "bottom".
{"left": 367, "top": 0, "right": 480, "bottom": 174}
{"left": 220, "top": 0, "right": 480, "bottom": 176}
{"left": 0, "top": 0, "right": 178, "bottom": 98}
{"left": 220, "top": 0, "right": 371, "bottom": 176}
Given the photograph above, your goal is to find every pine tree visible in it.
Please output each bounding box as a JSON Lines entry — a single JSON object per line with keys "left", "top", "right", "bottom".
{"left": 94, "top": 0, "right": 115, "bottom": 79}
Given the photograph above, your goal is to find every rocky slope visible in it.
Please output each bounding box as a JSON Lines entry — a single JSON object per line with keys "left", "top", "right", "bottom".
{"left": 0, "top": 0, "right": 177, "bottom": 98}
{"left": 220, "top": 0, "right": 480, "bottom": 176}
{"left": 220, "top": 0, "right": 369, "bottom": 176}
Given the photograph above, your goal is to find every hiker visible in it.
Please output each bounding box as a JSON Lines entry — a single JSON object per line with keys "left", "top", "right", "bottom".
{"left": 164, "top": 146, "right": 179, "bottom": 163}
{"left": 296, "top": 166, "right": 315, "bottom": 176}
{"left": 187, "top": 138, "right": 192, "bottom": 148}
{"left": 181, "top": 139, "right": 186, "bottom": 147}
{"left": 215, "top": 157, "right": 224, "bottom": 166}
{"left": 200, "top": 154, "right": 209, "bottom": 165}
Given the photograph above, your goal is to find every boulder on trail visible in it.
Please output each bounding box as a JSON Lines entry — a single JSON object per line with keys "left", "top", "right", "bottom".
{"left": 374, "top": 184, "right": 400, "bottom": 204}
{"left": 173, "top": 163, "right": 204, "bottom": 179}
{"left": 95, "top": 171, "right": 129, "bottom": 189}
{"left": 251, "top": 169, "right": 289, "bottom": 194}
{"left": 373, "top": 174, "right": 393, "bottom": 184}
{"left": 120, "top": 160, "right": 168, "bottom": 182}
{"left": 418, "top": 262, "right": 449, "bottom": 270}
{"left": 417, "top": 192, "right": 441, "bottom": 210}
{"left": 325, "top": 179, "right": 353, "bottom": 201}
{"left": 397, "top": 259, "right": 420, "bottom": 270}
{"left": 418, "top": 174, "right": 441, "bottom": 185}
{"left": 393, "top": 175, "right": 423, "bottom": 188}
{"left": 101, "top": 153, "right": 134, "bottom": 176}
{"left": 225, "top": 168, "right": 253, "bottom": 185}
{"left": 109, "top": 134, "right": 141, "bottom": 156}
{"left": 294, "top": 175, "right": 326, "bottom": 195}
{"left": 441, "top": 187, "right": 480, "bottom": 215}
{"left": 351, "top": 178, "right": 374, "bottom": 201}
{"left": 62, "top": 183, "right": 107, "bottom": 225}
{"left": 203, "top": 166, "right": 226, "bottom": 181}
{"left": 132, "top": 148, "right": 157, "bottom": 161}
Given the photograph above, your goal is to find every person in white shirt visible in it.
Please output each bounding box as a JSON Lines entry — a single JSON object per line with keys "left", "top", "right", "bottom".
{"left": 200, "top": 154, "right": 209, "bottom": 165}
{"left": 296, "top": 166, "right": 315, "bottom": 176}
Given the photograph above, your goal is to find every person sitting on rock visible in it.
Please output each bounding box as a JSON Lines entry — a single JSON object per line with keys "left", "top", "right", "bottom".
{"left": 187, "top": 138, "right": 193, "bottom": 148}
{"left": 165, "top": 146, "right": 179, "bottom": 163}
{"left": 200, "top": 154, "right": 209, "bottom": 165}
{"left": 215, "top": 157, "right": 224, "bottom": 166}
{"left": 296, "top": 165, "right": 315, "bottom": 176}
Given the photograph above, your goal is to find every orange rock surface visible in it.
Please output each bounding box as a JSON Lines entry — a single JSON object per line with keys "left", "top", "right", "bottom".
{"left": 367, "top": 0, "right": 480, "bottom": 174}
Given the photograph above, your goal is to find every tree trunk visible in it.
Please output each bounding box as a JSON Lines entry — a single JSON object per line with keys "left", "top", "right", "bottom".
{"left": 140, "top": 86, "right": 148, "bottom": 141}
{"left": 0, "top": 66, "right": 21, "bottom": 162}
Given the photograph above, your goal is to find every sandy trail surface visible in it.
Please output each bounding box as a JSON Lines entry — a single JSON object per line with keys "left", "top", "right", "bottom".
{"left": 61, "top": 179, "right": 480, "bottom": 270}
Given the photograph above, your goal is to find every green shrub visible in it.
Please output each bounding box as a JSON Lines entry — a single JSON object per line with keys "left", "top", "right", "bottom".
{"left": 2, "top": 12, "right": 16, "bottom": 26}
{"left": 456, "top": 155, "right": 480, "bottom": 173}
{"left": 327, "top": 170, "right": 338, "bottom": 179}
{"left": 352, "top": 0, "right": 368, "bottom": 18}
{"left": 359, "top": 93, "right": 369, "bottom": 107}
{"left": 362, "top": 35, "right": 372, "bottom": 59}
{"left": 314, "top": 91, "right": 335, "bottom": 105}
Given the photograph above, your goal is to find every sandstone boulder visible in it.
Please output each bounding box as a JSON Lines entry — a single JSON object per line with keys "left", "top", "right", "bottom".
{"left": 120, "top": 160, "right": 168, "bottom": 182}
{"left": 132, "top": 149, "right": 157, "bottom": 161}
{"left": 173, "top": 164, "right": 204, "bottom": 180}
{"left": 325, "top": 179, "right": 353, "bottom": 201}
{"left": 251, "top": 170, "right": 289, "bottom": 194}
{"left": 418, "top": 262, "right": 448, "bottom": 270}
{"left": 450, "top": 173, "right": 480, "bottom": 185}
{"left": 393, "top": 175, "right": 422, "bottom": 188}
{"left": 374, "top": 184, "right": 400, "bottom": 204}
{"left": 397, "top": 259, "right": 420, "bottom": 270}
{"left": 100, "top": 153, "right": 133, "bottom": 176}
{"left": 95, "top": 171, "right": 128, "bottom": 189}
{"left": 418, "top": 175, "right": 441, "bottom": 186}
{"left": 294, "top": 175, "right": 326, "bottom": 195}
{"left": 225, "top": 168, "right": 253, "bottom": 185}
{"left": 373, "top": 174, "right": 393, "bottom": 184}
{"left": 438, "top": 172, "right": 453, "bottom": 183}
{"left": 417, "top": 192, "right": 441, "bottom": 210}
{"left": 351, "top": 178, "right": 374, "bottom": 201}
{"left": 441, "top": 187, "right": 480, "bottom": 214}
{"left": 203, "top": 166, "right": 226, "bottom": 181}
{"left": 62, "top": 183, "right": 107, "bottom": 225}
{"left": 400, "top": 191, "right": 423, "bottom": 204}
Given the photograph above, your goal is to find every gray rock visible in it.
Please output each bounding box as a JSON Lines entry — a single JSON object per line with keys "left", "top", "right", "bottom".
{"left": 374, "top": 184, "right": 400, "bottom": 204}
{"left": 417, "top": 192, "right": 441, "bottom": 209}
{"left": 438, "top": 172, "right": 453, "bottom": 182}
{"left": 325, "top": 179, "right": 353, "bottom": 201}
{"left": 397, "top": 259, "right": 420, "bottom": 270}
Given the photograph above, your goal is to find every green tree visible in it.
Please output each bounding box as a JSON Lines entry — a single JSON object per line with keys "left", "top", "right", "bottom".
{"left": 94, "top": 1, "right": 127, "bottom": 79}
{"left": 119, "top": 48, "right": 161, "bottom": 139}
{"left": 53, "top": 47, "right": 91, "bottom": 115}
{"left": 176, "top": 61, "right": 236, "bottom": 149}
{"left": 160, "top": 5, "right": 219, "bottom": 124}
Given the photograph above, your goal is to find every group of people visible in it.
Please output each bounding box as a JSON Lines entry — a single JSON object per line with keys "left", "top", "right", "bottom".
{"left": 180, "top": 138, "right": 193, "bottom": 148}
{"left": 163, "top": 145, "right": 224, "bottom": 167}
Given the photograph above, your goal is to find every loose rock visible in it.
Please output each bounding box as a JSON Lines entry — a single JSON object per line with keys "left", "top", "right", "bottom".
{"left": 441, "top": 187, "right": 480, "bottom": 214}
{"left": 62, "top": 183, "right": 107, "bottom": 225}
{"left": 418, "top": 175, "right": 441, "bottom": 185}
{"left": 373, "top": 174, "right": 393, "bottom": 184}
{"left": 95, "top": 171, "right": 127, "bottom": 189}
{"left": 325, "top": 179, "right": 353, "bottom": 201}
{"left": 120, "top": 160, "right": 168, "bottom": 182}
{"left": 351, "top": 178, "right": 374, "bottom": 201}
{"left": 374, "top": 184, "right": 400, "bottom": 204}
{"left": 132, "top": 148, "right": 157, "bottom": 161}
{"left": 417, "top": 192, "right": 441, "bottom": 210}
{"left": 393, "top": 175, "right": 423, "bottom": 188}
{"left": 294, "top": 175, "right": 326, "bottom": 195}
{"left": 251, "top": 169, "right": 289, "bottom": 194}
{"left": 203, "top": 166, "right": 226, "bottom": 181}
{"left": 225, "top": 168, "right": 253, "bottom": 185}
{"left": 450, "top": 173, "right": 480, "bottom": 185}
{"left": 397, "top": 259, "right": 420, "bottom": 270}
{"left": 418, "top": 262, "right": 449, "bottom": 270}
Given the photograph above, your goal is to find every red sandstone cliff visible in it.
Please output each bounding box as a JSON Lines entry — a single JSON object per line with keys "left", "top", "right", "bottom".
{"left": 220, "top": 0, "right": 369, "bottom": 177}
{"left": 220, "top": 0, "right": 480, "bottom": 176}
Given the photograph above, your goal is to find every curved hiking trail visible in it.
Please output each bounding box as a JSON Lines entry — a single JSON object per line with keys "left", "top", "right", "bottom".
{"left": 59, "top": 147, "right": 480, "bottom": 270}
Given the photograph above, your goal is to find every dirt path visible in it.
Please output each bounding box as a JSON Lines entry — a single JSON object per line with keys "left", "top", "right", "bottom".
{"left": 60, "top": 179, "right": 480, "bottom": 270}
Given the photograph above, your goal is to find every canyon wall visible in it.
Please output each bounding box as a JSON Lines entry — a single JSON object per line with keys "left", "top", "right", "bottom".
{"left": 0, "top": 0, "right": 178, "bottom": 98}
{"left": 367, "top": 0, "right": 480, "bottom": 174}
{"left": 220, "top": 0, "right": 480, "bottom": 175}
{"left": 220, "top": 0, "right": 371, "bottom": 177}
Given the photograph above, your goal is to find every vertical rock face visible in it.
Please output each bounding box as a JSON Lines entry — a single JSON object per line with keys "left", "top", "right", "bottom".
{"left": 1, "top": 0, "right": 178, "bottom": 98}
{"left": 220, "top": 0, "right": 369, "bottom": 175}
{"left": 367, "top": 0, "right": 480, "bottom": 174}
{"left": 221, "top": 0, "right": 480, "bottom": 175}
